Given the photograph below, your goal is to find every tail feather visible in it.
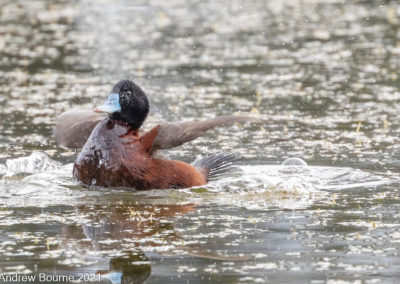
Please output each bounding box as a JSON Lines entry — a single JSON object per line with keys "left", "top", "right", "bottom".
{"left": 192, "top": 153, "right": 238, "bottom": 181}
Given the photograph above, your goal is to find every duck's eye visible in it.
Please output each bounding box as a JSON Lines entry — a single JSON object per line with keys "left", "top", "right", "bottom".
{"left": 120, "top": 90, "right": 131, "bottom": 101}
{"left": 120, "top": 94, "right": 126, "bottom": 103}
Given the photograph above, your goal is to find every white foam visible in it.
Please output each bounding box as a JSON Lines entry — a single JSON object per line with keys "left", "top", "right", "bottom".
{"left": 1, "top": 152, "right": 62, "bottom": 177}
{"left": 0, "top": 153, "right": 394, "bottom": 210}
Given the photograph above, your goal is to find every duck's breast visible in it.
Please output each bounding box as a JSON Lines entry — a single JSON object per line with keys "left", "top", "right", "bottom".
{"left": 73, "top": 119, "right": 145, "bottom": 187}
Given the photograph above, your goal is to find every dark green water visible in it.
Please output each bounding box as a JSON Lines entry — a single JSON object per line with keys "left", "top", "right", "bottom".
{"left": 1, "top": 0, "right": 400, "bottom": 283}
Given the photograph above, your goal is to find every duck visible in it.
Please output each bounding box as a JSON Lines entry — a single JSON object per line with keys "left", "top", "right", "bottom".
{"left": 55, "top": 79, "right": 261, "bottom": 190}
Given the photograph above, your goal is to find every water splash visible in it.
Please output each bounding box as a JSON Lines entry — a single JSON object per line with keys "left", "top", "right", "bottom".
{"left": 0, "top": 152, "right": 84, "bottom": 207}
{"left": 180, "top": 160, "right": 392, "bottom": 210}
{"left": 281, "top": 157, "right": 308, "bottom": 166}
{"left": 0, "top": 152, "right": 62, "bottom": 178}
{"left": 0, "top": 153, "right": 393, "bottom": 210}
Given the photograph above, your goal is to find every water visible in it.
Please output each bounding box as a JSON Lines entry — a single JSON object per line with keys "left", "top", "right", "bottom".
{"left": 1, "top": 0, "right": 400, "bottom": 283}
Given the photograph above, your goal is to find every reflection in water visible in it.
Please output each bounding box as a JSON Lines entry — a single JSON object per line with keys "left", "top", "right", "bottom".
{"left": 56, "top": 203, "right": 250, "bottom": 283}
{"left": 57, "top": 203, "right": 196, "bottom": 283}
{"left": 61, "top": 203, "right": 195, "bottom": 246}
{"left": 105, "top": 256, "right": 151, "bottom": 284}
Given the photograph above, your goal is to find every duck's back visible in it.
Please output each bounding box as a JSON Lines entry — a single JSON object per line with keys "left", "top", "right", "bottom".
{"left": 73, "top": 119, "right": 207, "bottom": 189}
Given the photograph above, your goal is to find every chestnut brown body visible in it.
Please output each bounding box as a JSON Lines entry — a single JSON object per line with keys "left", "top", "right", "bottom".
{"left": 73, "top": 119, "right": 206, "bottom": 189}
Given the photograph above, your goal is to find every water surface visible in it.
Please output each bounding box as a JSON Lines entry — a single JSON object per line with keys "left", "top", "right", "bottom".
{"left": 1, "top": 0, "right": 400, "bottom": 283}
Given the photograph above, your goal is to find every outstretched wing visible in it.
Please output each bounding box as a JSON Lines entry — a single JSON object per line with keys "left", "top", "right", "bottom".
{"left": 141, "top": 115, "right": 263, "bottom": 154}
{"left": 54, "top": 109, "right": 106, "bottom": 148}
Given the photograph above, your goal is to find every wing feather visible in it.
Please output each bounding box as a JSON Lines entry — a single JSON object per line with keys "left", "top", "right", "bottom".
{"left": 54, "top": 110, "right": 106, "bottom": 148}
{"left": 146, "top": 115, "right": 263, "bottom": 153}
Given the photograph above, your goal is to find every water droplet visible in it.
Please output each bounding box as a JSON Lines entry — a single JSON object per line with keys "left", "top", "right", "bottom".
{"left": 281, "top": 157, "right": 308, "bottom": 167}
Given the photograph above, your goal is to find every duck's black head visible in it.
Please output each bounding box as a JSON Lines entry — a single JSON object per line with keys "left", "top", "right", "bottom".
{"left": 95, "top": 80, "right": 149, "bottom": 129}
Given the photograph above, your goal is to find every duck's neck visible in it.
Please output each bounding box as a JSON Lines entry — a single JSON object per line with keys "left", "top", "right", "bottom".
{"left": 109, "top": 111, "right": 146, "bottom": 130}
{"left": 106, "top": 118, "right": 140, "bottom": 136}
